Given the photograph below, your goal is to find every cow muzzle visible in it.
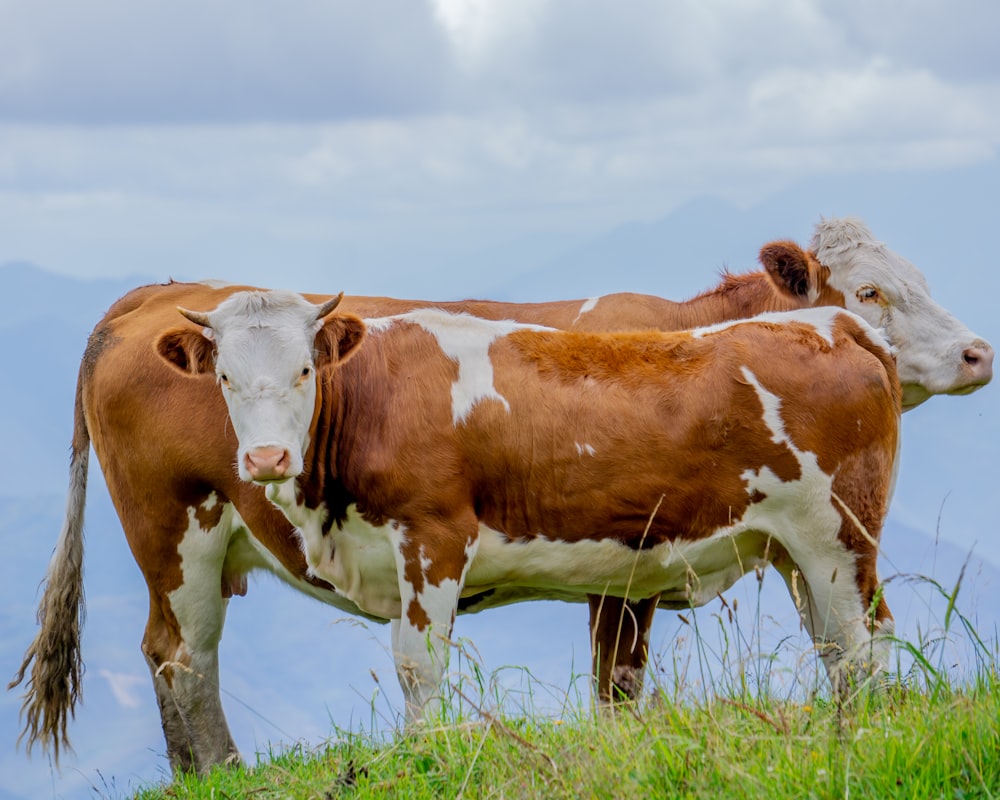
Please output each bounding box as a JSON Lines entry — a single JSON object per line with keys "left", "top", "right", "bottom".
{"left": 243, "top": 446, "right": 294, "bottom": 483}
{"left": 961, "top": 340, "right": 994, "bottom": 387}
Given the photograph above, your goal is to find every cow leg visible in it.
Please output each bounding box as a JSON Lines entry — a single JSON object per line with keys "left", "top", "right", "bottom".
{"left": 147, "top": 653, "right": 194, "bottom": 772}
{"left": 773, "top": 543, "right": 892, "bottom": 696}
{"left": 126, "top": 498, "right": 242, "bottom": 774}
{"left": 389, "top": 519, "right": 479, "bottom": 722}
{"left": 588, "top": 593, "right": 658, "bottom": 704}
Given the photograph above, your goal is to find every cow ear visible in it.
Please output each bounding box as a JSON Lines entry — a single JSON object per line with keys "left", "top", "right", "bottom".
{"left": 314, "top": 314, "right": 367, "bottom": 367}
{"left": 759, "top": 241, "right": 820, "bottom": 301}
{"left": 155, "top": 328, "right": 217, "bottom": 375}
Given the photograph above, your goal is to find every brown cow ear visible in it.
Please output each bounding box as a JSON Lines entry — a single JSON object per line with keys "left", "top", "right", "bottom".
{"left": 155, "top": 328, "right": 217, "bottom": 375}
{"left": 759, "top": 240, "right": 818, "bottom": 300}
{"left": 314, "top": 314, "right": 367, "bottom": 367}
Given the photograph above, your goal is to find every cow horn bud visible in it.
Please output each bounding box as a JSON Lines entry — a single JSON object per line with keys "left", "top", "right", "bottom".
{"left": 178, "top": 306, "right": 212, "bottom": 328}
{"left": 315, "top": 292, "right": 344, "bottom": 320}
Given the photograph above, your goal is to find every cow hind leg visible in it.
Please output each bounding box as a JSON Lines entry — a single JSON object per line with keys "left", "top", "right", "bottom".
{"left": 588, "top": 594, "right": 658, "bottom": 704}
{"left": 124, "top": 498, "right": 243, "bottom": 774}
{"left": 141, "top": 590, "right": 240, "bottom": 774}
{"left": 146, "top": 649, "right": 195, "bottom": 773}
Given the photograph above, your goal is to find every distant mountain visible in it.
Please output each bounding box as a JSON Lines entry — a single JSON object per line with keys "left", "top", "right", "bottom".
{"left": 480, "top": 159, "right": 1000, "bottom": 313}
{"left": 0, "top": 263, "right": 157, "bottom": 497}
{"left": 0, "top": 261, "right": 153, "bottom": 330}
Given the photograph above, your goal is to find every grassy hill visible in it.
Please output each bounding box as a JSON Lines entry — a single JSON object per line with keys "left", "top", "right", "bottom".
{"left": 135, "top": 636, "right": 1000, "bottom": 799}
{"left": 118, "top": 565, "right": 1000, "bottom": 799}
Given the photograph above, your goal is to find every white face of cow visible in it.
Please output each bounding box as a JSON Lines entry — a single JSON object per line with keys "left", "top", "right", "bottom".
{"left": 181, "top": 290, "right": 355, "bottom": 484}
{"left": 812, "top": 218, "right": 993, "bottom": 410}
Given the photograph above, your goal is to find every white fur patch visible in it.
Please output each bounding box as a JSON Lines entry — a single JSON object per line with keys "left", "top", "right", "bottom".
{"left": 575, "top": 442, "right": 596, "bottom": 457}
{"left": 736, "top": 369, "right": 873, "bottom": 650}
{"left": 572, "top": 296, "right": 600, "bottom": 325}
{"left": 692, "top": 307, "right": 892, "bottom": 355}
{"left": 367, "top": 309, "right": 551, "bottom": 425}
{"left": 169, "top": 494, "right": 235, "bottom": 641}
{"left": 265, "top": 485, "right": 402, "bottom": 618}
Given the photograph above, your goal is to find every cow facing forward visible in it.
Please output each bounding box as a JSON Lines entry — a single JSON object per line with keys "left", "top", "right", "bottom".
{"left": 11, "top": 218, "right": 992, "bottom": 775}
{"left": 176, "top": 292, "right": 902, "bottom": 718}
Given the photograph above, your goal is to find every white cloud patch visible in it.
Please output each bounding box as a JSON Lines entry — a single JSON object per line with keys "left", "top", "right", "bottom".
{"left": 99, "top": 668, "right": 147, "bottom": 709}
{"left": 431, "top": 0, "right": 548, "bottom": 71}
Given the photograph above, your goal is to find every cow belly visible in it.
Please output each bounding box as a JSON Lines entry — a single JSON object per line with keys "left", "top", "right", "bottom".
{"left": 464, "top": 525, "right": 772, "bottom": 607}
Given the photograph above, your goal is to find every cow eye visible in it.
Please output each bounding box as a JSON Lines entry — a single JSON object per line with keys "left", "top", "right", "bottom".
{"left": 856, "top": 286, "right": 880, "bottom": 303}
{"left": 298, "top": 366, "right": 312, "bottom": 383}
{"left": 218, "top": 372, "right": 230, "bottom": 386}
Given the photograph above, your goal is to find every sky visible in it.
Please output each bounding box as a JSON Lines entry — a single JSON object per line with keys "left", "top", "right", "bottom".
{"left": 1, "top": 0, "right": 999, "bottom": 293}
{"left": 2, "top": 2, "right": 1000, "bottom": 798}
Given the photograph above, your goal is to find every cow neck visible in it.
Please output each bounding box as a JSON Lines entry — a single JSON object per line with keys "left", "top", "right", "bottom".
{"left": 292, "top": 361, "right": 352, "bottom": 527}
{"left": 674, "top": 271, "right": 807, "bottom": 328}
{"left": 302, "top": 348, "right": 384, "bottom": 530}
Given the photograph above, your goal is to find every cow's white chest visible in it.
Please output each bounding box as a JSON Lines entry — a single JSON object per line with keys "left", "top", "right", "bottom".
{"left": 266, "top": 484, "right": 404, "bottom": 618}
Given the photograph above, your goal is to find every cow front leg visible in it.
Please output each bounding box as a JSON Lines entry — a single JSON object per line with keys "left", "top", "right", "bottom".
{"left": 774, "top": 544, "right": 892, "bottom": 697}
{"left": 588, "top": 593, "right": 658, "bottom": 704}
{"left": 389, "top": 519, "right": 479, "bottom": 722}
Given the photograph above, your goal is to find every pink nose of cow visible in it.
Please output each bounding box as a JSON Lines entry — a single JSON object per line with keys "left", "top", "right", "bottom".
{"left": 244, "top": 446, "right": 291, "bottom": 482}
{"left": 962, "top": 341, "right": 994, "bottom": 385}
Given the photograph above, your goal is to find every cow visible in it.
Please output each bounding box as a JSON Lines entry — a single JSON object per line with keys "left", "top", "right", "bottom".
{"left": 10, "top": 218, "right": 992, "bottom": 774}
{"left": 172, "top": 291, "right": 904, "bottom": 725}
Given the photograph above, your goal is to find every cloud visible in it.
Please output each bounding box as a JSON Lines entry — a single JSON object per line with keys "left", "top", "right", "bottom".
{"left": 0, "top": 1, "right": 998, "bottom": 287}
{"left": 2, "top": 0, "right": 998, "bottom": 124}
{"left": 99, "top": 668, "right": 147, "bottom": 709}
{"left": 0, "top": 1, "right": 451, "bottom": 123}
{"left": 431, "top": 0, "right": 547, "bottom": 72}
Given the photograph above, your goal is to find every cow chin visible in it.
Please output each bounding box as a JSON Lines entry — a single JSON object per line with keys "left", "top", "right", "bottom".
{"left": 900, "top": 375, "right": 990, "bottom": 412}
{"left": 899, "top": 384, "right": 931, "bottom": 412}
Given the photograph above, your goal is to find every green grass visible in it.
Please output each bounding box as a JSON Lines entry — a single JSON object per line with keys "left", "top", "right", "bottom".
{"left": 129, "top": 567, "right": 1000, "bottom": 800}
{"left": 134, "top": 680, "right": 1000, "bottom": 799}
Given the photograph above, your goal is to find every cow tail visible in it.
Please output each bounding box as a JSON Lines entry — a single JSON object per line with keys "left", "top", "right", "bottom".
{"left": 8, "top": 367, "right": 90, "bottom": 765}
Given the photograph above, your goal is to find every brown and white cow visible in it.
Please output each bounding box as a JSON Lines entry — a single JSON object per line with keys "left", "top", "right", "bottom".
{"left": 10, "top": 218, "right": 992, "bottom": 773}
{"left": 175, "top": 292, "right": 903, "bottom": 721}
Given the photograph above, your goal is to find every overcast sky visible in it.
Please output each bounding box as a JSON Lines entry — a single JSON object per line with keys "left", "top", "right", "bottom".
{"left": 1, "top": 0, "right": 998, "bottom": 291}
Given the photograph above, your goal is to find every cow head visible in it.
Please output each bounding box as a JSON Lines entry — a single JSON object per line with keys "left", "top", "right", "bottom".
{"left": 759, "top": 218, "right": 993, "bottom": 411}
{"left": 157, "top": 290, "right": 366, "bottom": 484}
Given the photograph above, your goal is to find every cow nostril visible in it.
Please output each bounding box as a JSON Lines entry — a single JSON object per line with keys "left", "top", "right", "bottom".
{"left": 961, "top": 343, "right": 995, "bottom": 380}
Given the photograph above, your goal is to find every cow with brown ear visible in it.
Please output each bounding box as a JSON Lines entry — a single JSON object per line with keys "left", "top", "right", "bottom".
{"left": 165, "top": 292, "right": 368, "bottom": 484}
{"left": 11, "top": 217, "right": 991, "bottom": 777}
